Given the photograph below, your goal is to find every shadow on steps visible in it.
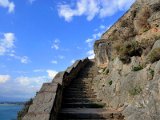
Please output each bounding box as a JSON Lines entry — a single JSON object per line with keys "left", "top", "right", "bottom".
{"left": 57, "top": 60, "right": 124, "bottom": 120}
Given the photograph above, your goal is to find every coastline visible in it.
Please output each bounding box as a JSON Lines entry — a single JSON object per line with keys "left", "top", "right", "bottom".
{"left": 0, "top": 103, "right": 23, "bottom": 106}
{"left": 0, "top": 102, "right": 24, "bottom": 106}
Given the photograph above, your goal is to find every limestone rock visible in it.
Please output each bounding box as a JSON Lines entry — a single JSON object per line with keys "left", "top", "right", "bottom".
{"left": 93, "top": 0, "right": 160, "bottom": 119}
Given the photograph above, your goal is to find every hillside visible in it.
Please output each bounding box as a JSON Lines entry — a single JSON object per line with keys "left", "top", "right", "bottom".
{"left": 93, "top": 0, "right": 160, "bottom": 119}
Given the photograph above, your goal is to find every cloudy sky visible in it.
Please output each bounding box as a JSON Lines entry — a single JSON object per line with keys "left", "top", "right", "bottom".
{"left": 0, "top": 0, "right": 135, "bottom": 101}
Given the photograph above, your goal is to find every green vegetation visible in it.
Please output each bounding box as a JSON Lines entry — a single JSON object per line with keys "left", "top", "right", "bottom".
{"left": 132, "top": 64, "right": 143, "bottom": 71}
{"left": 129, "top": 86, "right": 142, "bottom": 96}
{"left": 134, "top": 5, "right": 151, "bottom": 33}
{"left": 143, "top": 28, "right": 149, "bottom": 32}
{"left": 120, "top": 20, "right": 128, "bottom": 27}
{"left": 149, "top": 68, "right": 154, "bottom": 78}
{"left": 103, "top": 68, "right": 109, "bottom": 75}
{"left": 17, "top": 98, "right": 33, "bottom": 120}
{"left": 152, "top": 3, "right": 160, "bottom": 12}
{"left": 147, "top": 48, "right": 160, "bottom": 63}
{"left": 108, "top": 80, "right": 113, "bottom": 86}
{"left": 118, "top": 41, "right": 142, "bottom": 64}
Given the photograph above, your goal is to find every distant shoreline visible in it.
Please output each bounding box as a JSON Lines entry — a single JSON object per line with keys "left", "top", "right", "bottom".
{"left": 0, "top": 102, "right": 24, "bottom": 106}
{"left": 0, "top": 103, "right": 23, "bottom": 106}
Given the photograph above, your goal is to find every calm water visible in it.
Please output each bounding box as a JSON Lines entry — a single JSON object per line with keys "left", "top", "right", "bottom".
{"left": 0, "top": 104, "right": 23, "bottom": 120}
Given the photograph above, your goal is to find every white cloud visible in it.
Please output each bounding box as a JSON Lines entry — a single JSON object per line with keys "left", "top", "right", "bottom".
{"left": 16, "top": 70, "right": 58, "bottom": 85}
{"left": 100, "top": 25, "right": 105, "bottom": 29}
{"left": 52, "top": 44, "right": 59, "bottom": 50}
{"left": 33, "top": 69, "right": 44, "bottom": 73}
{"left": 16, "top": 76, "right": 49, "bottom": 86}
{"left": 76, "top": 46, "right": 82, "bottom": 50}
{"left": 58, "top": 0, "right": 135, "bottom": 22}
{"left": 0, "top": 0, "right": 15, "bottom": 13}
{"left": 51, "top": 39, "right": 60, "bottom": 50}
{"left": 0, "top": 33, "right": 15, "bottom": 55}
{"left": 9, "top": 54, "right": 30, "bottom": 64}
{"left": 0, "top": 75, "right": 10, "bottom": 84}
{"left": 86, "top": 38, "right": 94, "bottom": 43}
{"left": 58, "top": 0, "right": 99, "bottom": 22}
{"left": 58, "top": 55, "right": 65, "bottom": 59}
{"left": 0, "top": 73, "right": 57, "bottom": 100}
{"left": 86, "top": 24, "right": 109, "bottom": 47}
{"left": 20, "top": 56, "right": 30, "bottom": 64}
{"left": 15, "top": 75, "right": 50, "bottom": 97}
{"left": 51, "top": 60, "right": 58, "bottom": 64}
{"left": 0, "top": 33, "right": 30, "bottom": 64}
{"left": 71, "top": 59, "right": 75, "bottom": 64}
{"left": 46, "top": 70, "right": 58, "bottom": 79}
{"left": 87, "top": 50, "right": 95, "bottom": 59}
{"left": 16, "top": 76, "right": 30, "bottom": 86}
{"left": 28, "top": 0, "right": 36, "bottom": 4}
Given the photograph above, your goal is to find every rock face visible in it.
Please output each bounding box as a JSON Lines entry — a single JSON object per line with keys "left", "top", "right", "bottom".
{"left": 93, "top": 0, "right": 160, "bottom": 120}
{"left": 94, "top": 0, "right": 160, "bottom": 67}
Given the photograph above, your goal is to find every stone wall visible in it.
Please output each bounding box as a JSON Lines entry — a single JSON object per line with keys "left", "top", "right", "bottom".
{"left": 22, "top": 58, "right": 89, "bottom": 120}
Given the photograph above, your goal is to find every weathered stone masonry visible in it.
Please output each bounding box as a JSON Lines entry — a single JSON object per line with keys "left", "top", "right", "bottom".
{"left": 22, "top": 58, "right": 89, "bottom": 120}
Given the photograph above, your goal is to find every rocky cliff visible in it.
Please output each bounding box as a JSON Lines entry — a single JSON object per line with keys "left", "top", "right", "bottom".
{"left": 19, "top": 0, "right": 160, "bottom": 120}
{"left": 93, "top": 0, "right": 160, "bottom": 119}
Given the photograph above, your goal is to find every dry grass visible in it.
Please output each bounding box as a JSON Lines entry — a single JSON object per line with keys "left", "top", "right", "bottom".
{"left": 118, "top": 41, "right": 142, "bottom": 64}
{"left": 151, "top": 3, "right": 160, "bottom": 12}
{"left": 134, "top": 5, "right": 151, "bottom": 34}
{"left": 147, "top": 48, "right": 160, "bottom": 63}
{"left": 120, "top": 41, "right": 142, "bottom": 56}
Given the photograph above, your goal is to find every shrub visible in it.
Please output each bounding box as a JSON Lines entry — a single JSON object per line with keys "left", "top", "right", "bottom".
{"left": 147, "top": 48, "right": 160, "bottom": 63}
{"left": 17, "top": 98, "right": 33, "bottom": 120}
{"left": 108, "top": 80, "right": 112, "bottom": 86}
{"left": 132, "top": 65, "right": 143, "bottom": 71}
{"left": 103, "top": 68, "right": 109, "bottom": 75}
{"left": 119, "top": 55, "right": 131, "bottom": 64}
{"left": 119, "top": 41, "right": 142, "bottom": 64}
{"left": 113, "top": 40, "right": 123, "bottom": 52}
{"left": 134, "top": 5, "right": 151, "bottom": 33}
{"left": 129, "top": 86, "right": 142, "bottom": 96}
{"left": 149, "top": 69, "right": 154, "bottom": 77}
{"left": 151, "top": 3, "right": 160, "bottom": 12}
{"left": 149, "top": 68, "right": 154, "bottom": 78}
{"left": 120, "top": 20, "right": 128, "bottom": 27}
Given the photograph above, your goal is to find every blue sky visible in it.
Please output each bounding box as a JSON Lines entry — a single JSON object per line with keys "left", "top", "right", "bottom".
{"left": 0, "top": 0, "right": 135, "bottom": 101}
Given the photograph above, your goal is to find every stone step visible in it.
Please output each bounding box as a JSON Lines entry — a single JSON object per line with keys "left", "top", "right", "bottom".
{"left": 69, "top": 83, "right": 91, "bottom": 86}
{"left": 68, "top": 86, "right": 91, "bottom": 89}
{"left": 69, "top": 84, "right": 91, "bottom": 87}
{"left": 63, "top": 94, "right": 97, "bottom": 98}
{"left": 78, "top": 72, "right": 93, "bottom": 75}
{"left": 70, "top": 83, "right": 92, "bottom": 86}
{"left": 58, "top": 118, "right": 106, "bottom": 120}
{"left": 65, "top": 89, "right": 93, "bottom": 92}
{"left": 71, "top": 81, "right": 92, "bottom": 84}
{"left": 77, "top": 75, "right": 93, "bottom": 78}
{"left": 72, "top": 78, "right": 92, "bottom": 80}
{"left": 58, "top": 108, "right": 124, "bottom": 119}
{"left": 64, "top": 91, "right": 95, "bottom": 95}
{"left": 63, "top": 98, "right": 100, "bottom": 103}
{"left": 65, "top": 87, "right": 93, "bottom": 91}
{"left": 62, "top": 102, "right": 105, "bottom": 108}
{"left": 67, "top": 86, "right": 92, "bottom": 89}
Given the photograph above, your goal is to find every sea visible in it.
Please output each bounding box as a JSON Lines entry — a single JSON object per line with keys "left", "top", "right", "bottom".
{"left": 0, "top": 104, "right": 23, "bottom": 120}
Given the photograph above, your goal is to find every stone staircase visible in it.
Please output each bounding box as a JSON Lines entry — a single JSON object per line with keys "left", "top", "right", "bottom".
{"left": 58, "top": 60, "right": 124, "bottom": 120}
